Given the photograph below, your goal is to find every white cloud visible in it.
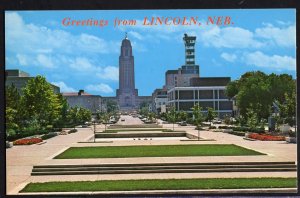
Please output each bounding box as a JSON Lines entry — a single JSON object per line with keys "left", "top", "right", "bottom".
{"left": 76, "top": 34, "right": 108, "bottom": 53}
{"left": 16, "top": 54, "right": 29, "bottom": 66}
{"left": 220, "top": 52, "right": 237, "bottom": 62}
{"left": 97, "top": 66, "right": 119, "bottom": 81}
{"left": 255, "top": 24, "right": 296, "bottom": 47}
{"left": 131, "top": 41, "right": 147, "bottom": 52}
{"left": 51, "top": 81, "right": 76, "bottom": 92}
{"left": 36, "top": 54, "right": 55, "bottom": 68}
{"left": 5, "top": 12, "right": 119, "bottom": 60}
{"left": 128, "top": 31, "right": 144, "bottom": 40}
{"left": 199, "top": 26, "right": 264, "bottom": 49}
{"left": 243, "top": 51, "right": 296, "bottom": 71}
{"left": 120, "top": 16, "right": 295, "bottom": 50}
{"left": 85, "top": 83, "right": 113, "bottom": 94}
{"left": 70, "top": 57, "right": 96, "bottom": 71}
{"left": 69, "top": 57, "right": 119, "bottom": 81}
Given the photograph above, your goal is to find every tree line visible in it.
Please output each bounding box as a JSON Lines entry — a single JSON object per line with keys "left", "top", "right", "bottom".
{"left": 6, "top": 75, "right": 92, "bottom": 140}
{"left": 225, "top": 71, "right": 296, "bottom": 128}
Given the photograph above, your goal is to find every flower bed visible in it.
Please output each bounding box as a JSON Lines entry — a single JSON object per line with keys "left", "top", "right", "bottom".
{"left": 13, "top": 138, "right": 43, "bottom": 145}
{"left": 248, "top": 133, "right": 285, "bottom": 141}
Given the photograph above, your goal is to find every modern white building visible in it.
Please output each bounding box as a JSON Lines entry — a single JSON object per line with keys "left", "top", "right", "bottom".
{"left": 167, "top": 77, "right": 233, "bottom": 118}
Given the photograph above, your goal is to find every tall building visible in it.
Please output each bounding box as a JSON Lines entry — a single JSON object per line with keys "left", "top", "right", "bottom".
{"left": 116, "top": 34, "right": 139, "bottom": 110}
{"left": 153, "top": 33, "right": 233, "bottom": 118}
{"left": 164, "top": 34, "right": 200, "bottom": 90}
{"left": 183, "top": 33, "right": 196, "bottom": 65}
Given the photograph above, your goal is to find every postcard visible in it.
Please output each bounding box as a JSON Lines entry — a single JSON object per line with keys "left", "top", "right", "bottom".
{"left": 4, "top": 7, "right": 297, "bottom": 196}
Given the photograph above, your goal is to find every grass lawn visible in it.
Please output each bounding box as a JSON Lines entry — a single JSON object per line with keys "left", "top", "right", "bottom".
{"left": 102, "top": 129, "right": 184, "bottom": 133}
{"left": 54, "top": 144, "right": 265, "bottom": 159}
{"left": 20, "top": 178, "right": 296, "bottom": 192}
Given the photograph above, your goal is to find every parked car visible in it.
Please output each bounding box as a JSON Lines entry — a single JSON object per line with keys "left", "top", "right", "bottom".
{"left": 121, "top": 118, "right": 125, "bottom": 121}
{"left": 179, "top": 121, "right": 187, "bottom": 126}
{"left": 212, "top": 119, "right": 222, "bottom": 124}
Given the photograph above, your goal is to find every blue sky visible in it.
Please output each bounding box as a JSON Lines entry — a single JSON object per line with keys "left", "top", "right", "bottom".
{"left": 5, "top": 9, "right": 296, "bottom": 96}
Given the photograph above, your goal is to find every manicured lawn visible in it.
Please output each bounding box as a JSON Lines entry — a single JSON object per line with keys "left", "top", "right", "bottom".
{"left": 54, "top": 144, "right": 265, "bottom": 159}
{"left": 20, "top": 178, "right": 296, "bottom": 192}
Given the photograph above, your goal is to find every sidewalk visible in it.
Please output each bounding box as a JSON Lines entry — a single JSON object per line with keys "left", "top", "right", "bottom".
{"left": 6, "top": 123, "right": 297, "bottom": 195}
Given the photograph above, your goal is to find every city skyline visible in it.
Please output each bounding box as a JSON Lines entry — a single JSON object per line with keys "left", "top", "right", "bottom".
{"left": 5, "top": 9, "right": 296, "bottom": 96}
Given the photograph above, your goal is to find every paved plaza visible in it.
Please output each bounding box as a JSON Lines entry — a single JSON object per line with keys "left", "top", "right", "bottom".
{"left": 6, "top": 115, "right": 297, "bottom": 195}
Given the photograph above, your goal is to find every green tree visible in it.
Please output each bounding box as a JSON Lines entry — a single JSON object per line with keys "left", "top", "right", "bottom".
{"left": 77, "top": 107, "right": 92, "bottom": 124}
{"left": 167, "top": 106, "right": 177, "bottom": 131}
{"left": 159, "top": 112, "right": 167, "bottom": 121}
{"left": 246, "top": 108, "right": 259, "bottom": 129}
{"left": 147, "top": 112, "right": 156, "bottom": 122}
{"left": 225, "top": 80, "right": 239, "bottom": 98}
{"left": 178, "top": 111, "right": 188, "bottom": 122}
{"left": 101, "top": 112, "right": 111, "bottom": 131}
{"left": 279, "top": 91, "right": 296, "bottom": 126}
{"left": 191, "top": 103, "right": 205, "bottom": 140}
{"left": 67, "top": 106, "right": 80, "bottom": 129}
{"left": 225, "top": 71, "right": 296, "bottom": 126}
{"left": 21, "top": 76, "right": 62, "bottom": 129}
{"left": 5, "top": 84, "right": 21, "bottom": 136}
{"left": 206, "top": 107, "right": 217, "bottom": 126}
{"left": 139, "top": 107, "right": 149, "bottom": 117}
{"left": 54, "top": 93, "right": 69, "bottom": 128}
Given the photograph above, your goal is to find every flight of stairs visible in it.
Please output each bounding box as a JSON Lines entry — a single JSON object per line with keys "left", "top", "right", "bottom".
{"left": 31, "top": 161, "right": 297, "bottom": 176}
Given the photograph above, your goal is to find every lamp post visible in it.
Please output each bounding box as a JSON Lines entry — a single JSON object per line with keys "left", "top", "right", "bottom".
{"left": 93, "top": 119, "right": 96, "bottom": 143}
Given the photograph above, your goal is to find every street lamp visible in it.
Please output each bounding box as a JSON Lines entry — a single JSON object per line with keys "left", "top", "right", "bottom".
{"left": 93, "top": 119, "right": 96, "bottom": 143}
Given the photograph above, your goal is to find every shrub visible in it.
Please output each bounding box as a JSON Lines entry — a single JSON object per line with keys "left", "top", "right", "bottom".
{"left": 13, "top": 138, "right": 43, "bottom": 145}
{"left": 288, "top": 131, "right": 296, "bottom": 137}
{"left": 224, "top": 116, "right": 231, "bottom": 125}
{"left": 6, "top": 129, "right": 16, "bottom": 138}
{"left": 41, "top": 133, "right": 57, "bottom": 140}
{"left": 228, "top": 131, "right": 245, "bottom": 136}
{"left": 195, "top": 126, "right": 204, "bottom": 130}
{"left": 250, "top": 127, "right": 265, "bottom": 133}
{"left": 232, "top": 126, "right": 264, "bottom": 133}
{"left": 248, "top": 133, "right": 285, "bottom": 141}
{"left": 69, "top": 129, "right": 78, "bottom": 133}
{"left": 186, "top": 118, "right": 194, "bottom": 124}
{"left": 219, "top": 126, "right": 233, "bottom": 129}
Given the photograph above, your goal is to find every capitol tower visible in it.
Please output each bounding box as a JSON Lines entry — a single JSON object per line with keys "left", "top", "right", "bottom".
{"left": 116, "top": 34, "right": 138, "bottom": 111}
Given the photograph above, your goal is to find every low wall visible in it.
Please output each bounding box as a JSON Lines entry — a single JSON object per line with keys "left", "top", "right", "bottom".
{"left": 95, "top": 132, "right": 186, "bottom": 138}
{"left": 186, "top": 133, "right": 198, "bottom": 139}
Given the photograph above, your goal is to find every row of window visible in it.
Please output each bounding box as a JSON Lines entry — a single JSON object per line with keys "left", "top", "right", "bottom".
{"left": 168, "top": 101, "right": 233, "bottom": 111}
{"left": 168, "top": 89, "right": 228, "bottom": 100}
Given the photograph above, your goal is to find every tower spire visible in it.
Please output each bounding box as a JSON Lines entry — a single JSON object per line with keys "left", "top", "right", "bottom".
{"left": 125, "top": 32, "right": 128, "bottom": 39}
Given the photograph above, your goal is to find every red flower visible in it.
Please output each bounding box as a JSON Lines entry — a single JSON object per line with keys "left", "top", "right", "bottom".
{"left": 248, "top": 133, "right": 285, "bottom": 141}
{"left": 13, "top": 138, "right": 43, "bottom": 145}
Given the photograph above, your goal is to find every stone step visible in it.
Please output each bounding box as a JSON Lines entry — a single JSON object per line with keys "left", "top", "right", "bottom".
{"left": 32, "top": 164, "right": 296, "bottom": 172}
{"left": 31, "top": 167, "right": 297, "bottom": 176}
{"left": 95, "top": 132, "right": 186, "bottom": 138}
{"left": 31, "top": 161, "right": 297, "bottom": 176}
{"left": 33, "top": 161, "right": 296, "bottom": 169}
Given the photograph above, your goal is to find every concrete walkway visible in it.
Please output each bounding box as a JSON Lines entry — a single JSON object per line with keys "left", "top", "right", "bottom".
{"left": 6, "top": 120, "right": 297, "bottom": 195}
